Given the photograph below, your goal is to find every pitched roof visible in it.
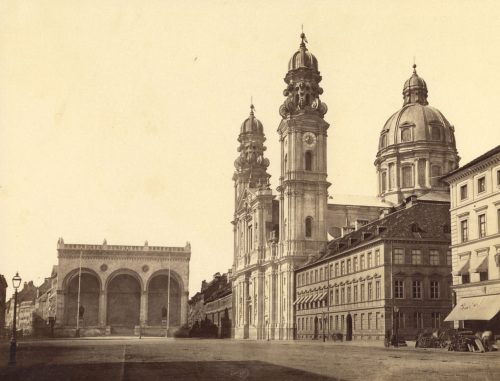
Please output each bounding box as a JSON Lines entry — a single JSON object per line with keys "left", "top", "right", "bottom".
{"left": 443, "top": 145, "right": 500, "bottom": 181}
{"left": 300, "top": 200, "right": 451, "bottom": 270}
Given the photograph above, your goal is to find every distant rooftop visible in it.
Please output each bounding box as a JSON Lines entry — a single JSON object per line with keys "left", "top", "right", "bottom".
{"left": 328, "top": 194, "right": 390, "bottom": 207}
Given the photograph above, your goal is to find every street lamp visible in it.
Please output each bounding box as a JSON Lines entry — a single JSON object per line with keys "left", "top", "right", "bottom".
{"left": 266, "top": 320, "right": 270, "bottom": 341}
{"left": 322, "top": 312, "right": 326, "bottom": 342}
{"left": 8, "top": 272, "right": 22, "bottom": 366}
{"left": 393, "top": 306, "right": 400, "bottom": 348}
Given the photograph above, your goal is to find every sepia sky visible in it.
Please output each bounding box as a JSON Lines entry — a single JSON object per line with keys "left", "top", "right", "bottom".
{"left": 1, "top": 0, "right": 500, "bottom": 295}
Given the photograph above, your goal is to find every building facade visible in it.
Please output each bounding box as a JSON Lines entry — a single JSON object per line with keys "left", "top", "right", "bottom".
{"left": 0, "top": 275, "right": 7, "bottom": 338}
{"left": 55, "top": 239, "right": 190, "bottom": 336}
{"left": 443, "top": 145, "right": 500, "bottom": 332}
{"left": 295, "top": 200, "right": 453, "bottom": 341}
{"left": 231, "top": 33, "right": 332, "bottom": 340}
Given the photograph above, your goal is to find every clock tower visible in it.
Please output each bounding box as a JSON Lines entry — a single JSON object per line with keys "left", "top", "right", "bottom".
{"left": 276, "top": 32, "right": 330, "bottom": 339}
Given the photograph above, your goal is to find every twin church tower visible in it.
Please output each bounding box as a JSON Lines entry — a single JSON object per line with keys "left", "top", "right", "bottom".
{"left": 231, "top": 33, "right": 459, "bottom": 340}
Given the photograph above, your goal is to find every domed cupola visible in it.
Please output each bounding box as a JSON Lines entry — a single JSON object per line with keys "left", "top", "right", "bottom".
{"left": 279, "top": 32, "right": 327, "bottom": 119}
{"left": 403, "top": 64, "right": 428, "bottom": 106}
{"left": 233, "top": 104, "right": 271, "bottom": 190}
{"left": 240, "top": 104, "right": 263, "bottom": 134}
{"left": 288, "top": 33, "right": 319, "bottom": 72}
{"left": 374, "top": 64, "right": 460, "bottom": 205}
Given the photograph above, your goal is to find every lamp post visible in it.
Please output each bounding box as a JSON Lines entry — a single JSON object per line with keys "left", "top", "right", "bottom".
{"left": 393, "top": 306, "right": 399, "bottom": 348}
{"left": 266, "top": 319, "right": 269, "bottom": 341}
{"left": 8, "top": 272, "right": 22, "bottom": 366}
{"left": 322, "top": 312, "right": 326, "bottom": 342}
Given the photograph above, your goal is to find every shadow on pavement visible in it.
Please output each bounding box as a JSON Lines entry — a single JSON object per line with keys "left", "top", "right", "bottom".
{"left": 0, "top": 360, "right": 344, "bottom": 381}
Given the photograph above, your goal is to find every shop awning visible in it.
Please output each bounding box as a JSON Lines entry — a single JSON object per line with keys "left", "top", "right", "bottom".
{"left": 293, "top": 296, "right": 305, "bottom": 305}
{"left": 472, "top": 255, "right": 488, "bottom": 273}
{"left": 444, "top": 294, "right": 500, "bottom": 321}
{"left": 317, "top": 292, "right": 328, "bottom": 302}
{"left": 302, "top": 295, "right": 313, "bottom": 304}
{"left": 452, "top": 259, "right": 470, "bottom": 276}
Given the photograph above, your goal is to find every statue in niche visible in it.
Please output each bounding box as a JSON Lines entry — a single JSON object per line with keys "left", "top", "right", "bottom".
{"left": 78, "top": 305, "right": 85, "bottom": 319}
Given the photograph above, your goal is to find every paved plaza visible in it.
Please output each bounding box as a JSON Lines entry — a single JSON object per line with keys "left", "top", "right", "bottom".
{"left": 1, "top": 338, "right": 499, "bottom": 380}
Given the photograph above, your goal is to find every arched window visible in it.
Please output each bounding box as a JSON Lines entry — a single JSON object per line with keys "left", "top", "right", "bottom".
{"left": 284, "top": 154, "right": 288, "bottom": 173}
{"left": 431, "top": 165, "right": 442, "bottom": 187}
{"left": 305, "top": 217, "right": 313, "bottom": 238}
{"left": 401, "top": 128, "right": 412, "bottom": 142}
{"left": 305, "top": 151, "right": 312, "bottom": 171}
{"left": 402, "top": 166, "right": 413, "bottom": 188}
{"left": 431, "top": 126, "right": 441, "bottom": 141}
{"left": 381, "top": 171, "right": 387, "bottom": 193}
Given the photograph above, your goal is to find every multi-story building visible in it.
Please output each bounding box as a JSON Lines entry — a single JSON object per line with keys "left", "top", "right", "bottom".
{"left": 295, "top": 61, "right": 461, "bottom": 341}
{"left": 4, "top": 280, "right": 37, "bottom": 335}
{"left": 443, "top": 145, "right": 500, "bottom": 331}
{"left": 0, "top": 275, "right": 7, "bottom": 338}
{"left": 188, "top": 271, "right": 233, "bottom": 338}
{"left": 295, "top": 199, "right": 453, "bottom": 341}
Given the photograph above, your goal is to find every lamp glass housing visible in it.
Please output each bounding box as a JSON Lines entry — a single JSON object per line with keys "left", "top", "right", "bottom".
{"left": 12, "top": 273, "right": 21, "bottom": 289}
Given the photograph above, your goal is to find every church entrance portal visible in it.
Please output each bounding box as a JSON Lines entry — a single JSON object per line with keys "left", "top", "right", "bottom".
{"left": 107, "top": 274, "right": 141, "bottom": 333}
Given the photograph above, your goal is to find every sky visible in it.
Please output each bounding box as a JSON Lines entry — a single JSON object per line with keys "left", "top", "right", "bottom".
{"left": 1, "top": 0, "right": 499, "bottom": 296}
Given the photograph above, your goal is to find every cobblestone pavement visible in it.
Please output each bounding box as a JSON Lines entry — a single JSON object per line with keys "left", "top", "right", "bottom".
{"left": 0, "top": 337, "right": 499, "bottom": 380}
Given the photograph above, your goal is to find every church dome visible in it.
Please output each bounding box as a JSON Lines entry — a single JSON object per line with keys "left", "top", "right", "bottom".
{"left": 288, "top": 33, "right": 318, "bottom": 72}
{"left": 375, "top": 65, "right": 460, "bottom": 205}
{"left": 378, "top": 65, "right": 456, "bottom": 150}
{"left": 240, "top": 104, "right": 263, "bottom": 134}
{"left": 379, "top": 103, "right": 456, "bottom": 149}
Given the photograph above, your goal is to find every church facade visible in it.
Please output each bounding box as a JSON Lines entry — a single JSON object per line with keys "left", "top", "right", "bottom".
{"left": 231, "top": 33, "right": 331, "bottom": 340}
{"left": 231, "top": 32, "right": 460, "bottom": 340}
{"left": 55, "top": 239, "right": 190, "bottom": 336}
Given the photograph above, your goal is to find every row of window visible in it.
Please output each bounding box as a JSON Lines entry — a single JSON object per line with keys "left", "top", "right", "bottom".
{"left": 380, "top": 162, "right": 445, "bottom": 192}
{"left": 297, "top": 311, "right": 443, "bottom": 332}
{"left": 380, "top": 125, "right": 443, "bottom": 149}
{"left": 298, "top": 250, "right": 381, "bottom": 286}
{"left": 393, "top": 279, "right": 443, "bottom": 299}
{"left": 460, "top": 210, "right": 500, "bottom": 242}
{"left": 393, "top": 248, "right": 451, "bottom": 265}
{"left": 297, "top": 280, "right": 382, "bottom": 310}
{"left": 459, "top": 170, "right": 500, "bottom": 201}
{"left": 283, "top": 151, "right": 315, "bottom": 172}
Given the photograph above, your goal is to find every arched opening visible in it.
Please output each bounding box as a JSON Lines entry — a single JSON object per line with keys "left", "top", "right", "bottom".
{"left": 402, "top": 166, "right": 413, "bottom": 188}
{"left": 346, "top": 314, "right": 353, "bottom": 341}
{"left": 431, "top": 165, "right": 442, "bottom": 187}
{"left": 305, "top": 217, "right": 313, "bottom": 238}
{"left": 107, "top": 274, "right": 141, "bottom": 329}
{"left": 147, "top": 274, "right": 181, "bottom": 326}
{"left": 381, "top": 171, "right": 387, "bottom": 193}
{"left": 284, "top": 154, "right": 288, "bottom": 173}
{"left": 65, "top": 272, "right": 100, "bottom": 326}
{"left": 305, "top": 151, "right": 312, "bottom": 171}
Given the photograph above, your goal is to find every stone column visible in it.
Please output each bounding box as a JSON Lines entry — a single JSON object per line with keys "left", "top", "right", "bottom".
{"left": 414, "top": 159, "right": 420, "bottom": 189}
{"left": 98, "top": 291, "right": 107, "bottom": 327}
{"left": 425, "top": 158, "right": 431, "bottom": 188}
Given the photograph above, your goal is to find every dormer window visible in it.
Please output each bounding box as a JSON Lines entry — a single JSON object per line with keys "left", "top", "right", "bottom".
{"left": 431, "top": 125, "right": 441, "bottom": 141}
{"left": 380, "top": 134, "right": 387, "bottom": 149}
{"left": 401, "top": 128, "right": 412, "bottom": 142}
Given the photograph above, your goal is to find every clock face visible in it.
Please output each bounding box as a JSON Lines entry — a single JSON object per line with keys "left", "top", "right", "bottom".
{"left": 303, "top": 132, "right": 317, "bottom": 147}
